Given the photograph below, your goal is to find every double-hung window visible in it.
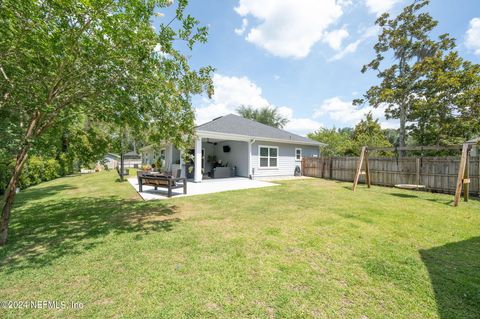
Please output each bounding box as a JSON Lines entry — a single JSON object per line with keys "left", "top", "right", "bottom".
{"left": 295, "top": 148, "right": 302, "bottom": 161}
{"left": 259, "top": 146, "right": 278, "bottom": 168}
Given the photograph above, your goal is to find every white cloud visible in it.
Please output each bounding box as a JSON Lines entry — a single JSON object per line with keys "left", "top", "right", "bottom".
{"left": 285, "top": 118, "right": 324, "bottom": 136}
{"left": 329, "top": 25, "right": 378, "bottom": 61}
{"left": 196, "top": 74, "right": 268, "bottom": 124}
{"left": 338, "top": 0, "right": 353, "bottom": 7}
{"left": 196, "top": 74, "right": 322, "bottom": 135}
{"left": 234, "top": 0, "right": 345, "bottom": 58}
{"left": 234, "top": 18, "right": 249, "bottom": 36}
{"left": 365, "top": 0, "right": 403, "bottom": 16}
{"left": 323, "top": 26, "right": 349, "bottom": 50}
{"left": 466, "top": 17, "right": 480, "bottom": 56}
{"left": 277, "top": 106, "right": 323, "bottom": 135}
{"left": 313, "top": 97, "right": 398, "bottom": 128}
{"left": 330, "top": 40, "right": 361, "bottom": 61}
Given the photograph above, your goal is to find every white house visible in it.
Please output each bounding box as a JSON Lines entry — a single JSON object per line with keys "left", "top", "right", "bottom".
{"left": 102, "top": 153, "right": 120, "bottom": 169}
{"left": 140, "top": 114, "right": 324, "bottom": 182}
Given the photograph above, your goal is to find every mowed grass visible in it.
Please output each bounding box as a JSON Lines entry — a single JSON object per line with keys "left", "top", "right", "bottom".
{"left": 0, "top": 171, "right": 479, "bottom": 318}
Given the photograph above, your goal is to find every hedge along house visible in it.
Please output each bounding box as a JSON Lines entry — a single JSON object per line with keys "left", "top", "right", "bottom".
{"left": 140, "top": 114, "right": 324, "bottom": 182}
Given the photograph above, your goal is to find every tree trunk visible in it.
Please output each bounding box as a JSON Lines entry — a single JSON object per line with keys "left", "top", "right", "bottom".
{"left": 120, "top": 135, "right": 124, "bottom": 181}
{"left": 399, "top": 103, "right": 407, "bottom": 157}
{"left": 0, "top": 111, "right": 40, "bottom": 245}
{"left": 0, "top": 146, "right": 30, "bottom": 245}
{"left": 398, "top": 54, "right": 407, "bottom": 157}
{"left": 120, "top": 152, "right": 124, "bottom": 181}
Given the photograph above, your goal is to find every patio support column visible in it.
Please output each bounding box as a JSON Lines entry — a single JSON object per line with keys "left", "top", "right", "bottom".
{"left": 179, "top": 150, "right": 186, "bottom": 178}
{"left": 248, "top": 140, "right": 252, "bottom": 179}
{"left": 248, "top": 139, "right": 255, "bottom": 179}
{"left": 166, "top": 144, "right": 173, "bottom": 172}
{"left": 194, "top": 137, "right": 202, "bottom": 183}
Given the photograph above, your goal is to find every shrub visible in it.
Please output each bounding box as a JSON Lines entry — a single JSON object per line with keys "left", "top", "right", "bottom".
{"left": 18, "top": 156, "right": 43, "bottom": 189}
{"left": 0, "top": 154, "right": 78, "bottom": 193}
{"left": 17, "top": 156, "right": 63, "bottom": 189}
{"left": 58, "top": 153, "right": 74, "bottom": 176}
{"left": 44, "top": 158, "right": 61, "bottom": 180}
{"left": 28, "top": 156, "right": 45, "bottom": 184}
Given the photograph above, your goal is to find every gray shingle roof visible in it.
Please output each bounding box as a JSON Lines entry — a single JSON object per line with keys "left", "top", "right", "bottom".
{"left": 196, "top": 114, "right": 324, "bottom": 146}
{"left": 124, "top": 151, "right": 141, "bottom": 159}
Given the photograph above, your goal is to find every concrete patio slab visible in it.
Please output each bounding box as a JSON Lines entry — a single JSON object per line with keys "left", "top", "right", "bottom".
{"left": 128, "top": 177, "right": 278, "bottom": 200}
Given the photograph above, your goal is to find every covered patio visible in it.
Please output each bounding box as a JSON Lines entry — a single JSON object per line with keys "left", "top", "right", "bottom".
{"left": 189, "top": 135, "right": 251, "bottom": 182}
{"left": 128, "top": 176, "right": 277, "bottom": 200}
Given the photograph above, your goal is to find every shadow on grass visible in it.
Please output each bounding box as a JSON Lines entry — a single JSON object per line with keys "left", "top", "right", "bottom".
{"left": 388, "top": 192, "right": 418, "bottom": 199}
{"left": 420, "top": 237, "right": 480, "bottom": 319}
{"left": 0, "top": 190, "right": 179, "bottom": 274}
{"left": 388, "top": 192, "right": 456, "bottom": 206}
{"left": 425, "top": 198, "right": 454, "bottom": 206}
{"left": 15, "top": 184, "right": 78, "bottom": 202}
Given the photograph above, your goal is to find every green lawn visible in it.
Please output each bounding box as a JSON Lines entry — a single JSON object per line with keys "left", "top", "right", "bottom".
{"left": 0, "top": 171, "right": 479, "bottom": 318}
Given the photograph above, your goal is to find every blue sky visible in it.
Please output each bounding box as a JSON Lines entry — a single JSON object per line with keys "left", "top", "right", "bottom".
{"left": 156, "top": 0, "right": 480, "bottom": 135}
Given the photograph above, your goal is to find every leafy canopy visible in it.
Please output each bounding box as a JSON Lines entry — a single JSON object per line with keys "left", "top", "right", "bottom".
{"left": 355, "top": 0, "right": 454, "bottom": 148}
{"left": 409, "top": 51, "right": 480, "bottom": 145}
{"left": 309, "top": 113, "right": 392, "bottom": 156}
{"left": 0, "top": 0, "right": 214, "bottom": 160}
{"left": 0, "top": 0, "right": 213, "bottom": 245}
{"left": 236, "top": 105, "right": 289, "bottom": 129}
{"left": 308, "top": 128, "right": 352, "bottom": 157}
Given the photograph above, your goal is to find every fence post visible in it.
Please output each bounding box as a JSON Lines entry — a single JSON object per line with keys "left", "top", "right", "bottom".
{"left": 478, "top": 156, "right": 480, "bottom": 198}
{"left": 464, "top": 151, "right": 470, "bottom": 202}
{"left": 416, "top": 158, "right": 420, "bottom": 186}
{"left": 329, "top": 157, "right": 333, "bottom": 179}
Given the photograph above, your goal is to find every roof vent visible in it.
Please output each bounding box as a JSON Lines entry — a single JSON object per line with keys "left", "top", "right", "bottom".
{"left": 212, "top": 116, "right": 223, "bottom": 121}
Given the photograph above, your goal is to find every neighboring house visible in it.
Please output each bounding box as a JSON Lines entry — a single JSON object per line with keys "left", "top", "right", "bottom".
{"left": 468, "top": 136, "right": 479, "bottom": 156}
{"left": 140, "top": 114, "right": 324, "bottom": 182}
{"left": 123, "top": 151, "right": 142, "bottom": 168}
{"left": 102, "top": 153, "right": 120, "bottom": 170}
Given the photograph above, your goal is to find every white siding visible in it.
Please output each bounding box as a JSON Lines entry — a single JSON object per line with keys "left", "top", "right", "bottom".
{"left": 251, "top": 141, "right": 319, "bottom": 178}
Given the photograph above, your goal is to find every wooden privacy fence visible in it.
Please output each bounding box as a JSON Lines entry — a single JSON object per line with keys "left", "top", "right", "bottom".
{"left": 302, "top": 156, "right": 480, "bottom": 196}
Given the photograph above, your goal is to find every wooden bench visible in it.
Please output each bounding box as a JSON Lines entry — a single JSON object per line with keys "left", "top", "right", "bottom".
{"left": 137, "top": 172, "right": 187, "bottom": 197}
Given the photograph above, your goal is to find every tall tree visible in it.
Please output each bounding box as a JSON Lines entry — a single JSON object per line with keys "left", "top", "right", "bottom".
{"left": 383, "top": 128, "right": 400, "bottom": 146}
{"left": 354, "top": 0, "right": 455, "bottom": 153}
{"left": 0, "top": 0, "right": 213, "bottom": 245}
{"left": 237, "top": 105, "right": 289, "bottom": 129}
{"left": 308, "top": 128, "right": 352, "bottom": 156}
{"left": 409, "top": 51, "right": 480, "bottom": 145}
{"left": 350, "top": 113, "right": 392, "bottom": 155}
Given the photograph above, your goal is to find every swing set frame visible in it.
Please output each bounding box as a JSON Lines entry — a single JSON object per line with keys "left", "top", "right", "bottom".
{"left": 352, "top": 143, "right": 473, "bottom": 207}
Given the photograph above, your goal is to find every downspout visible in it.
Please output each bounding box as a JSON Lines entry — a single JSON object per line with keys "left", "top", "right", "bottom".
{"left": 249, "top": 139, "right": 256, "bottom": 179}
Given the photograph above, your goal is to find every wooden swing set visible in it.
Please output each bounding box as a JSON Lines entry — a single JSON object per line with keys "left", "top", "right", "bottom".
{"left": 352, "top": 143, "right": 473, "bottom": 207}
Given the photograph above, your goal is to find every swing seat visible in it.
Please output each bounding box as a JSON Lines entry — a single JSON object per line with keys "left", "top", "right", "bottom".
{"left": 394, "top": 184, "right": 426, "bottom": 190}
